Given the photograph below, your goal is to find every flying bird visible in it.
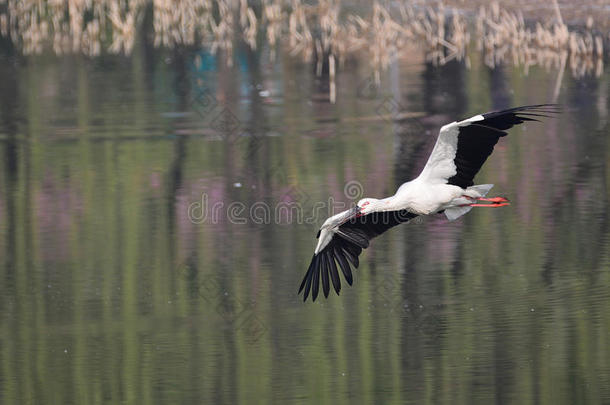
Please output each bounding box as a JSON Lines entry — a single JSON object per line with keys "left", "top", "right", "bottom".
{"left": 298, "top": 104, "right": 560, "bottom": 301}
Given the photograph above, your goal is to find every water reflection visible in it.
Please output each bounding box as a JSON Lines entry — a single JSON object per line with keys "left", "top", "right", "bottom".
{"left": 0, "top": 44, "right": 609, "bottom": 404}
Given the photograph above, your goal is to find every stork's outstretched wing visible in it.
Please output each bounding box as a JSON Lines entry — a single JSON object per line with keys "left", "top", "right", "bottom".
{"left": 298, "top": 210, "right": 418, "bottom": 301}
{"left": 417, "top": 104, "right": 561, "bottom": 188}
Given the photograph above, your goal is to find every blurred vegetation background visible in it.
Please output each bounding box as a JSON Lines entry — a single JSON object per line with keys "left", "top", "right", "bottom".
{"left": 0, "top": 1, "right": 609, "bottom": 404}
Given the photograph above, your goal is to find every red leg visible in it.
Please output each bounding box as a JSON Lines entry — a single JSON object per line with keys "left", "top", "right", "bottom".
{"left": 477, "top": 196, "right": 509, "bottom": 203}
{"left": 468, "top": 202, "right": 510, "bottom": 207}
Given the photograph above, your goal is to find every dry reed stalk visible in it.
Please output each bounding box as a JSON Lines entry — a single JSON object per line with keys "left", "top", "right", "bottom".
{"left": 0, "top": 0, "right": 605, "bottom": 81}
{"left": 477, "top": 1, "right": 604, "bottom": 78}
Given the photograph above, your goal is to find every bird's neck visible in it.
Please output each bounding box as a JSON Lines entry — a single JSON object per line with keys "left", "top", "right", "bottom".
{"left": 375, "top": 196, "right": 403, "bottom": 212}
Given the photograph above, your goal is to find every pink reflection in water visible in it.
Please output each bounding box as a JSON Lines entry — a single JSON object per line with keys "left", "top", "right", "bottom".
{"left": 35, "top": 173, "right": 84, "bottom": 262}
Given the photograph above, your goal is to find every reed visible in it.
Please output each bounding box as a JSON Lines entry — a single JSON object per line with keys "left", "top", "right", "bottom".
{"left": 476, "top": 1, "right": 604, "bottom": 78}
{"left": 0, "top": 0, "right": 606, "bottom": 80}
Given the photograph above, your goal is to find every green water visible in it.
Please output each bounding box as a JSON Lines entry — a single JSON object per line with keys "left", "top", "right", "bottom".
{"left": 1, "top": 43, "right": 610, "bottom": 404}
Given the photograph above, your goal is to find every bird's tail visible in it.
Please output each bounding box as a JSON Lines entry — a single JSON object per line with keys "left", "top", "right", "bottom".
{"left": 444, "top": 184, "right": 494, "bottom": 221}
{"left": 467, "top": 184, "right": 494, "bottom": 196}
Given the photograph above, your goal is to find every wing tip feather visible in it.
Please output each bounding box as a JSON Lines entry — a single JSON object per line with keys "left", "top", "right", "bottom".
{"left": 300, "top": 237, "right": 360, "bottom": 302}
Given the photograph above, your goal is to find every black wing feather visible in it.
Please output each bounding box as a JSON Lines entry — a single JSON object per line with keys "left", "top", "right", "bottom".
{"left": 447, "top": 104, "right": 560, "bottom": 188}
{"left": 299, "top": 255, "right": 316, "bottom": 300}
{"left": 311, "top": 256, "right": 320, "bottom": 301}
{"left": 334, "top": 246, "right": 353, "bottom": 286}
{"left": 327, "top": 253, "right": 341, "bottom": 294}
{"left": 342, "top": 246, "right": 359, "bottom": 269}
{"left": 321, "top": 254, "right": 330, "bottom": 298}
{"left": 299, "top": 210, "right": 418, "bottom": 301}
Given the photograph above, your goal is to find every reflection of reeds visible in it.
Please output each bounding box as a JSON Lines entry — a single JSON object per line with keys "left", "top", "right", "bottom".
{"left": 1, "top": 0, "right": 606, "bottom": 80}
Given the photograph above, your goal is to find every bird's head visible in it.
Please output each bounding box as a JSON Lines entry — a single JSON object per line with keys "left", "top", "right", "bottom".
{"left": 357, "top": 198, "right": 383, "bottom": 216}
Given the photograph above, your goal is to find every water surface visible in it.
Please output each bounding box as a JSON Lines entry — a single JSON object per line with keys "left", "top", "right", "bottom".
{"left": 1, "top": 44, "right": 610, "bottom": 404}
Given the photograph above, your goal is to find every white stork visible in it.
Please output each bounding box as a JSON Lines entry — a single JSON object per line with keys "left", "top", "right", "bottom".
{"left": 299, "top": 104, "right": 560, "bottom": 301}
